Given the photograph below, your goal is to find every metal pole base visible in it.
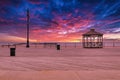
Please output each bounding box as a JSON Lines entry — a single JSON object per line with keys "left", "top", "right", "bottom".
{"left": 26, "top": 45, "right": 30, "bottom": 48}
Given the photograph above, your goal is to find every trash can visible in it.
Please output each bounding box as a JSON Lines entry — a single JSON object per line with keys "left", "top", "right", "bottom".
{"left": 57, "top": 44, "right": 60, "bottom": 50}
{"left": 10, "top": 48, "right": 16, "bottom": 56}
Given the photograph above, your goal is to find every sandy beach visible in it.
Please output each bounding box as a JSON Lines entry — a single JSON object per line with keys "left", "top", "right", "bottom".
{"left": 0, "top": 47, "right": 120, "bottom": 80}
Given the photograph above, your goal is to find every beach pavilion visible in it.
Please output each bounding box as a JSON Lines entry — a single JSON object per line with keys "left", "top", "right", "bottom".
{"left": 82, "top": 29, "right": 103, "bottom": 48}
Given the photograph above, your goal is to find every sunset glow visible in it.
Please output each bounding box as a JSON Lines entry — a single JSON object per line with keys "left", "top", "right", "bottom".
{"left": 0, "top": 0, "right": 120, "bottom": 42}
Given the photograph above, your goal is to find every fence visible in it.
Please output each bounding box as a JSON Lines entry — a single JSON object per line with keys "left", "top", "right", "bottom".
{"left": 1, "top": 41, "right": 120, "bottom": 48}
{"left": 58, "top": 42, "right": 120, "bottom": 48}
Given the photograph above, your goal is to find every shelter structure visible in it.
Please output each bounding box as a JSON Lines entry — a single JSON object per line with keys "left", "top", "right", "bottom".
{"left": 82, "top": 29, "right": 103, "bottom": 48}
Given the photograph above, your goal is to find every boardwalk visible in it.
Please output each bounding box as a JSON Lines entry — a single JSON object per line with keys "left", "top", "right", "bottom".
{"left": 0, "top": 47, "right": 120, "bottom": 80}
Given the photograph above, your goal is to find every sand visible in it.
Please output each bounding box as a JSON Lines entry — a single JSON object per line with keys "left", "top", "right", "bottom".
{"left": 0, "top": 46, "right": 120, "bottom": 80}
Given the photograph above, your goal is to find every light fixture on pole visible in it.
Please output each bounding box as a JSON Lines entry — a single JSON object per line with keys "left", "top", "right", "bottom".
{"left": 26, "top": 8, "right": 30, "bottom": 48}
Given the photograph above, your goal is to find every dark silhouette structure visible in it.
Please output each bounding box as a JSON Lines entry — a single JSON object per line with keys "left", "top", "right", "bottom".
{"left": 10, "top": 48, "right": 16, "bottom": 56}
{"left": 82, "top": 29, "right": 103, "bottom": 48}
{"left": 56, "top": 44, "right": 60, "bottom": 50}
{"left": 26, "top": 9, "right": 30, "bottom": 48}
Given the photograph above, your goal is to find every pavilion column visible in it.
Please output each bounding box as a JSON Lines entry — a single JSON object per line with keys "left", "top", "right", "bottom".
{"left": 93, "top": 36, "right": 95, "bottom": 47}
{"left": 102, "top": 36, "right": 103, "bottom": 47}
{"left": 99, "top": 36, "right": 100, "bottom": 42}
{"left": 90, "top": 36, "right": 92, "bottom": 47}
{"left": 101, "top": 36, "right": 102, "bottom": 47}
{"left": 86, "top": 36, "right": 88, "bottom": 47}
{"left": 82, "top": 36, "right": 85, "bottom": 47}
{"left": 98, "top": 36, "right": 100, "bottom": 47}
{"left": 98, "top": 36, "right": 102, "bottom": 47}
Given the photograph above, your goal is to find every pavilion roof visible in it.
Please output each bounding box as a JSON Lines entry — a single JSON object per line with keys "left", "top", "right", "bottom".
{"left": 83, "top": 29, "right": 103, "bottom": 36}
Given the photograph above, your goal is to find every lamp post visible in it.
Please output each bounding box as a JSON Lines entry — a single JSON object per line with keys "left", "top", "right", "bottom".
{"left": 26, "top": 8, "right": 30, "bottom": 48}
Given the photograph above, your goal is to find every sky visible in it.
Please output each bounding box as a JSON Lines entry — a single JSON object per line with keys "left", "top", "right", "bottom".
{"left": 0, "top": 0, "right": 120, "bottom": 42}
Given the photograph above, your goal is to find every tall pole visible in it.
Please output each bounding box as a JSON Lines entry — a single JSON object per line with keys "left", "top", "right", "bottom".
{"left": 26, "top": 8, "right": 30, "bottom": 48}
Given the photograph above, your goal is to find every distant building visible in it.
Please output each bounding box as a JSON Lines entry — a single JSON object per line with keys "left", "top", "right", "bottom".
{"left": 82, "top": 29, "right": 103, "bottom": 48}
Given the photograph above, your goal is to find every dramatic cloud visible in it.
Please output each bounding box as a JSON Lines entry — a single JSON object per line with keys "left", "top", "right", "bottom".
{"left": 0, "top": 0, "right": 120, "bottom": 42}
